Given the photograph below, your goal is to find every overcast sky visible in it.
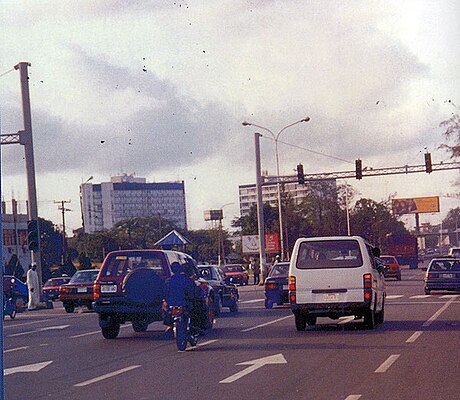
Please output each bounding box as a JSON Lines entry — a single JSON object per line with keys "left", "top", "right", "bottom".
{"left": 1, "top": 0, "right": 459, "bottom": 232}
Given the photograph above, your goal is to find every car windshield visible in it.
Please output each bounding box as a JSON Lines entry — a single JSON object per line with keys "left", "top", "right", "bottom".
{"left": 380, "top": 257, "right": 396, "bottom": 264}
{"left": 296, "top": 240, "right": 363, "bottom": 269}
{"left": 223, "top": 265, "right": 244, "bottom": 273}
{"left": 102, "top": 252, "right": 167, "bottom": 277}
{"left": 428, "top": 259, "right": 460, "bottom": 272}
{"left": 44, "top": 278, "right": 68, "bottom": 287}
{"left": 69, "top": 270, "right": 99, "bottom": 283}
{"left": 269, "top": 263, "right": 290, "bottom": 277}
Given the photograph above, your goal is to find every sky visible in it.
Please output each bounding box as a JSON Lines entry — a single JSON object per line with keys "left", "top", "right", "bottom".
{"left": 1, "top": 0, "right": 459, "bottom": 233}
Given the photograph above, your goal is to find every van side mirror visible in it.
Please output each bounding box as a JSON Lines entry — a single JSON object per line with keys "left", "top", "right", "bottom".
{"left": 372, "top": 247, "right": 381, "bottom": 258}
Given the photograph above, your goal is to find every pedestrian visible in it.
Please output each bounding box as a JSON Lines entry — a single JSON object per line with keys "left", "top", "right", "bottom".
{"left": 26, "top": 263, "right": 40, "bottom": 310}
{"left": 251, "top": 258, "right": 260, "bottom": 285}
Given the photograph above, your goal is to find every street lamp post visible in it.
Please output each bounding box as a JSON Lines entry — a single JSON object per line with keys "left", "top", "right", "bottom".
{"left": 243, "top": 116, "right": 310, "bottom": 261}
{"left": 218, "top": 203, "right": 235, "bottom": 266}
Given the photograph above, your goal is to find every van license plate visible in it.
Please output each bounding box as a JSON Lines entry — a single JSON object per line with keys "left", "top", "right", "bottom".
{"left": 77, "top": 287, "right": 87, "bottom": 293}
{"left": 323, "top": 293, "right": 338, "bottom": 301}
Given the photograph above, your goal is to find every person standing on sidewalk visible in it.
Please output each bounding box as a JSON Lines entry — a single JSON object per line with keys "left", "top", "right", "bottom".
{"left": 26, "top": 263, "right": 40, "bottom": 310}
{"left": 251, "top": 258, "right": 260, "bottom": 285}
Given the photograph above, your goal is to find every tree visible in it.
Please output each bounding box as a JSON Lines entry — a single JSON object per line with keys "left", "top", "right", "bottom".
{"left": 440, "top": 114, "right": 460, "bottom": 159}
{"left": 442, "top": 207, "right": 460, "bottom": 246}
{"left": 231, "top": 203, "right": 279, "bottom": 235}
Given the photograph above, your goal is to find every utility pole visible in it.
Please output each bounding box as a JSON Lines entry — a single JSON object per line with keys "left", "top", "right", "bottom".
{"left": 54, "top": 200, "right": 71, "bottom": 263}
{"left": 254, "top": 132, "right": 267, "bottom": 281}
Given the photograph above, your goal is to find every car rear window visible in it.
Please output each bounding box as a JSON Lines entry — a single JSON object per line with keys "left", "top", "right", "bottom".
{"left": 268, "top": 263, "right": 290, "bottom": 277}
{"left": 380, "top": 257, "right": 396, "bottom": 264}
{"left": 69, "top": 270, "right": 99, "bottom": 283}
{"left": 296, "top": 240, "right": 363, "bottom": 269}
{"left": 428, "top": 260, "right": 460, "bottom": 272}
{"left": 44, "top": 278, "right": 68, "bottom": 287}
{"left": 102, "top": 252, "right": 168, "bottom": 278}
{"left": 223, "top": 265, "right": 244, "bottom": 272}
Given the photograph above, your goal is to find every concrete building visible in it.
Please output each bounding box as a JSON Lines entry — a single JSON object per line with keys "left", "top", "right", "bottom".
{"left": 239, "top": 176, "right": 337, "bottom": 216}
{"left": 1, "top": 201, "right": 31, "bottom": 272}
{"left": 80, "top": 174, "right": 187, "bottom": 233}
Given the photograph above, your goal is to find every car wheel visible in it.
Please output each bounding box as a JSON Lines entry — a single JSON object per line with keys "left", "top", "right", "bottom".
{"left": 9, "top": 309, "right": 17, "bottom": 319}
{"left": 132, "top": 319, "right": 149, "bottom": 332}
{"left": 364, "top": 306, "right": 376, "bottom": 329}
{"left": 206, "top": 299, "right": 214, "bottom": 330}
{"left": 229, "top": 299, "right": 238, "bottom": 313}
{"left": 214, "top": 294, "right": 222, "bottom": 317}
{"left": 101, "top": 324, "right": 120, "bottom": 339}
{"left": 64, "top": 303, "right": 75, "bottom": 313}
{"left": 306, "top": 316, "right": 317, "bottom": 326}
{"left": 265, "top": 299, "right": 274, "bottom": 309}
{"left": 295, "top": 313, "right": 307, "bottom": 331}
{"left": 375, "top": 299, "right": 384, "bottom": 324}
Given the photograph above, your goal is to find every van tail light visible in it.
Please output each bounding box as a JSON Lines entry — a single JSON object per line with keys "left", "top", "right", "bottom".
{"left": 289, "top": 276, "right": 296, "bottom": 304}
{"left": 265, "top": 282, "right": 278, "bottom": 290}
{"left": 363, "top": 273, "right": 372, "bottom": 303}
{"left": 93, "top": 283, "right": 101, "bottom": 299}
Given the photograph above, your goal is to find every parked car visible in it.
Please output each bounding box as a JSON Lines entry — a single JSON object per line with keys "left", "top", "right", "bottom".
{"left": 2, "top": 275, "right": 28, "bottom": 312}
{"left": 58, "top": 269, "right": 99, "bottom": 313}
{"left": 379, "top": 255, "right": 401, "bottom": 281}
{"left": 448, "top": 247, "right": 460, "bottom": 257}
{"left": 289, "top": 236, "right": 386, "bottom": 330}
{"left": 264, "top": 262, "right": 290, "bottom": 309}
{"left": 93, "top": 250, "right": 214, "bottom": 339}
{"left": 43, "top": 276, "right": 71, "bottom": 302}
{"left": 424, "top": 257, "right": 460, "bottom": 294}
{"left": 220, "top": 264, "right": 249, "bottom": 286}
{"left": 197, "top": 265, "right": 239, "bottom": 315}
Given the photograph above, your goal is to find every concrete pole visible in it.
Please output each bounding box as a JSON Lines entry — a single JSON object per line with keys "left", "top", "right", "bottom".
{"left": 254, "top": 132, "right": 267, "bottom": 281}
{"left": 15, "top": 62, "right": 42, "bottom": 285}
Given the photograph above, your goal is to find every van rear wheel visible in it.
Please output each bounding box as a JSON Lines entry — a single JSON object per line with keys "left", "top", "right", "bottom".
{"left": 295, "top": 313, "right": 307, "bottom": 331}
{"left": 306, "top": 316, "right": 317, "bottom": 326}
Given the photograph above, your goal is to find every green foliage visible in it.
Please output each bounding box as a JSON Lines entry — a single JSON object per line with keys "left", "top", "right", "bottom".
{"left": 231, "top": 203, "right": 279, "bottom": 235}
{"left": 440, "top": 114, "right": 460, "bottom": 159}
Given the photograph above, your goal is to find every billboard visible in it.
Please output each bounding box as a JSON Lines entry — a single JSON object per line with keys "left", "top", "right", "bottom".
{"left": 242, "top": 233, "right": 280, "bottom": 254}
{"left": 203, "top": 209, "right": 223, "bottom": 221}
{"left": 392, "top": 196, "right": 440, "bottom": 215}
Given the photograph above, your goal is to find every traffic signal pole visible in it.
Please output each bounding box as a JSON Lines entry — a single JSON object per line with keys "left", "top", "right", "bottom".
{"left": 15, "top": 62, "right": 42, "bottom": 284}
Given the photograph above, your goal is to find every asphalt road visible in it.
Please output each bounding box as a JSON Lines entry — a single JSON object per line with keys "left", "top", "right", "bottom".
{"left": 3, "top": 265, "right": 460, "bottom": 400}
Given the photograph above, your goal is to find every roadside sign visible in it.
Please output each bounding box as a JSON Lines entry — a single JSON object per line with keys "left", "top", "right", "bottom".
{"left": 242, "top": 234, "right": 279, "bottom": 254}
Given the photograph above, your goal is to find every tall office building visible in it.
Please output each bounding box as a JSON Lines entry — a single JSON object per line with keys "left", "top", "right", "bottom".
{"left": 80, "top": 174, "right": 187, "bottom": 233}
{"left": 239, "top": 176, "right": 337, "bottom": 216}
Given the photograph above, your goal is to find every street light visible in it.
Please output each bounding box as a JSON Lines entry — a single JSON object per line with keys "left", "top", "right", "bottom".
{"left": 242, "top": 116, "right": 310, "bottom": 261}
{"left": 218, "top": 203, "right": 235, "bottom": 265}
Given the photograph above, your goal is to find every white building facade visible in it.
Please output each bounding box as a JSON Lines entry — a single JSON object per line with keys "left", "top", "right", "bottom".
{"left": 80, "top": 175, "right": 187, "bottom": 233}
{"left": 239, "top": 177, "right": 337, "bottom": 216}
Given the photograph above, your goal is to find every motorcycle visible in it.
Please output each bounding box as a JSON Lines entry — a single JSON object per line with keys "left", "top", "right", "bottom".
{"left": 3, "top": 293, "right": 17, "bottom": 320}
{"left": 169, "top": 305, "right": 198, "bottom": 351}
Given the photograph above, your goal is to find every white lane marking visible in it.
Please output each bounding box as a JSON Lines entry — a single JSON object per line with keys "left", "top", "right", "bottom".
{"left": 440, "top": 294, "right": 459, "bottom": 298}
{"left": 386, "top": 295, "right": 404, "bottom": 299}
{"left": 337, "top": 316, "right": 355, "bottom": 325}
{"left": 8, "top": 325, "right": 70, "bottom": 337}
{"left": 241, "top": 315, "right": 292, "bottom": 332}
{"left": 4, "top": 346, "right": 29, "bottom": 353}
{"left": 345, "top": 396, "right": 362, "bottom": 400}
{"left": 3, "top": 313, "right": 87, "bottom": 329}
{"left": 220, "top": 354, "right": 287, "bottom": 384}
{"left": 410, "top": 295, "right": 431, "bottom": 299}
{"left": 4, "top": 361, "right": 53, "bottom": 376}
{"left": 185, "top": 339, "right": 219, "bottom": 351}
{"left": 406, "top": 331, "right": 423, "bottom": 343}
{"left": 74, "top": 365, "right": 141, "bottom": 387}
{"left": 423, "top": 297, "right": 455, "bottom": 327}
{"left": 69, "top": 324, "right": 130, "bottom": 338}
{"left": 374, "top": 354, "right": 400, "bottom": 373}
{"left": 240, "top": 299, "right": 265, "bottom": 304}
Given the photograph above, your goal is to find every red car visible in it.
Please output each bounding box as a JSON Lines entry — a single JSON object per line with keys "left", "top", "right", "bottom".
{"left": 380, "top": 255, "right": 401, "bottom": 281}
{"left": 43, "top": 276, "right": 71, "bottom": 302}
{"left": 220, "top": 264, "right": 249, "bottom": 286}
{"left": 59, "top": 269, "right": 99, "bottom": 313}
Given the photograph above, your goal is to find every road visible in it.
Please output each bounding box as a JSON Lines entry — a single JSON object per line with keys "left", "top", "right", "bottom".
{"left": 3, "top": 265, "right": 460, "bottom": 400}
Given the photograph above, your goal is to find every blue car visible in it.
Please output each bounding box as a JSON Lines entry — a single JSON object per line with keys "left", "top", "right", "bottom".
{"left": 264, "top": 262, "right": 290, "bottom": 309}
{"left": 3, "top": 275, "right": 28, "bottom": 312}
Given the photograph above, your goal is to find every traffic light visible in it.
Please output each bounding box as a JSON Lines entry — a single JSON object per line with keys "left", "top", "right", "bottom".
{"left": 355, "top": 159, "right": 362, "bottom": 180}
{"left": 424, "top": 152, "right": 432, "bottom": 173}
{"left": 27, "top": 219, "right": 39, "bottom": 252}
{"left": 297, "top": 163, "right": 305, "bottom": 184}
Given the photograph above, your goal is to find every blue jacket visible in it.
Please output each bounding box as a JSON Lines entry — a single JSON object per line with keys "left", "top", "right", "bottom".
{"left": 165, "top": 274, "right": 197, "bottom": 307}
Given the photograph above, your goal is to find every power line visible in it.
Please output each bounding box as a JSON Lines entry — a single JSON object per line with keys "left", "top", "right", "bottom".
{"left": 0, "top": 68, "right": 15, "bottom": 79}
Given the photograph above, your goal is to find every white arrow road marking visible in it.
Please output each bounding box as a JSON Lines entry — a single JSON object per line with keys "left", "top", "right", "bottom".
{"left": 74, "top": 365, "right": 141, "bottom": 387}
{"left": 4, "top": 361, "right": 53, "bottom": 376}
{"left": 8, "top": 325, "right": 70, "bottom": 337}
{"left": 220, "top": 353, "right": 287, "bottom": 384}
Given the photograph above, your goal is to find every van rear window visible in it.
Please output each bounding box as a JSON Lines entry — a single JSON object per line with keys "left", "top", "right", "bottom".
{"left": 296, "top": 240, "right": 363, "bottom": 269}
{"left": 102, "top": 252, "right": 168, "bottom": 278}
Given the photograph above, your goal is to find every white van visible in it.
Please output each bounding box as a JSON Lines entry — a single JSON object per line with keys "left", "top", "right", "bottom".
{"left": 448, "top": 247, "right": 460, "bottom": 257}
{"left": 289, "top": 236, "right": 386, "bottom": 330}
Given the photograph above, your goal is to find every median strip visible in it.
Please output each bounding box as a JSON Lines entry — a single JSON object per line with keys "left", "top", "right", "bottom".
{"left": 374, "top": 354, "right": 400, "bottom": 373}
{"left": 74, "top": 365, "right": 141, "bottom": 387}
{"left": 241, "top": 315, "right": 292, "bottom": 332}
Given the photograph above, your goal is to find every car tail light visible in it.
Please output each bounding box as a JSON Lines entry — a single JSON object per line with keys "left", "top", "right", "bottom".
{"left": 363, "top": 273, "right": 372, "bottom": 303}
{"left": 427, "top": 273, "right": 437, "bottom": 279}
{"left": 265, "top": 282, "right": 278, "bottom": 290}
{"left": 60, "top": 287, "right": 72, "bottom": 294}
{"left": 289, "top": 276, "right": 296, "bottom": 304}
{"left": 93, "top": 283, "right": 101, "bottom": 299}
